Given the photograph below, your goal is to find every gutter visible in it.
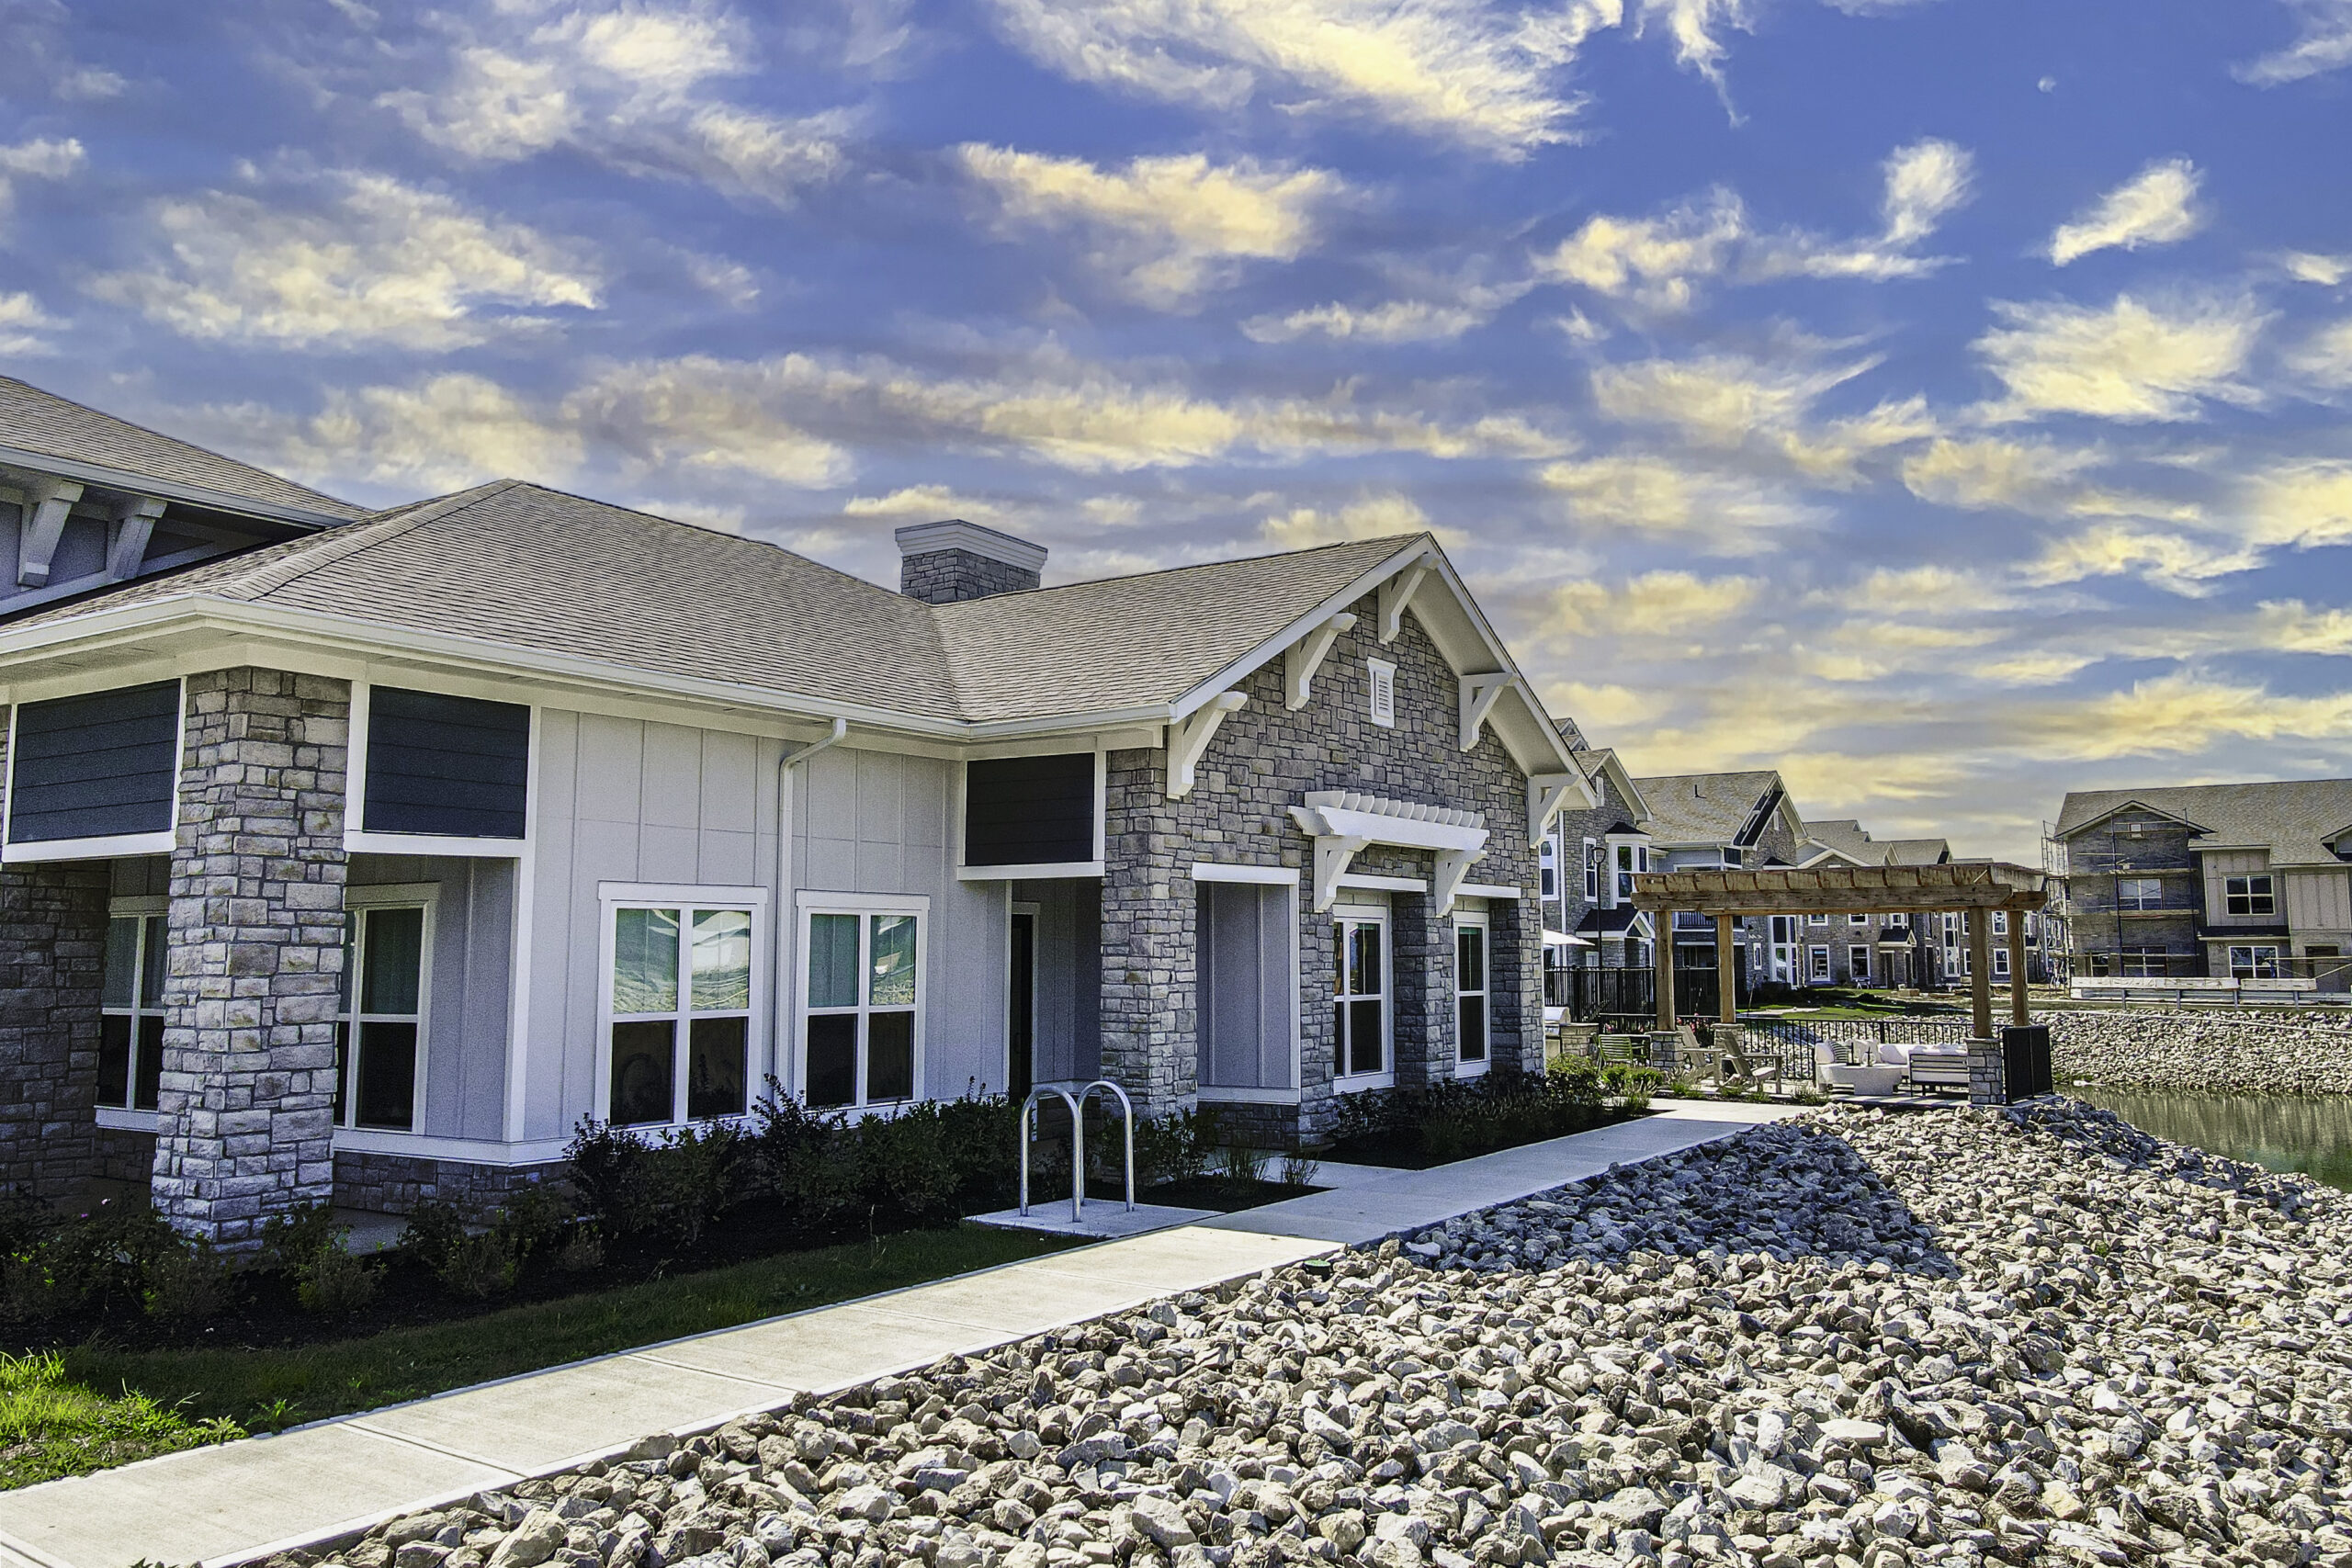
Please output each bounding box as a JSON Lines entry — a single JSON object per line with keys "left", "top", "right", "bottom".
{"left": 771, "top": 717, "right": 849, "bottom": 1103}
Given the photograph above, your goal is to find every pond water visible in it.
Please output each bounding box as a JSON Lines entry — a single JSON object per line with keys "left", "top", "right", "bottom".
{"left": 2064, "top": 1085, "right": 2352, "bottom": 1191}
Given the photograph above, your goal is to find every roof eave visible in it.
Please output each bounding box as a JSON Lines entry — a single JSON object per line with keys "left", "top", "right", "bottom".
{"left": 0, "top": 441, "right": 356, "bottom": 530}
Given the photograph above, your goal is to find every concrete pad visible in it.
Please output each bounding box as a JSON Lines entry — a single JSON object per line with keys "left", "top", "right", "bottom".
{"left": 633, "top": 1303, "right": 997, "bottom": 1393}
{"left": 0, "top": 1421, "right": 512, "bottom": 1568}
{"left": 351, "top": 1354, "right": 786, "bottom": 1472}
{"left": 874, "top": 1265, "right": 1167, "bottom": 1336}
{"left": 1062, "top": 1224, "right": 1334, "bottom": 1283}
{"left": 967, "top": 1201, "right": 1216, "bottom": 1239}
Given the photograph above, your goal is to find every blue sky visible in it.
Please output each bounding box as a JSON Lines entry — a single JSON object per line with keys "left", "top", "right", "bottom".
{"left": 3, "top": 0, "right": 2350, "bottom": 859}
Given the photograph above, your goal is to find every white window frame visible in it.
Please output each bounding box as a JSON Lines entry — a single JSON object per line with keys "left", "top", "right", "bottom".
{"left": 1848, "top": 911, "right": 1870, "bottom": 927}
{"left": 1454, "top": 910, "right": 1490, "bottom": 1077}
{"left": 793, "top": 889, "right": 928, "bottom": 1111}
{"left": 598, "top": 882, "right": 769, "bottom": 1128}
{"left": 2224, "top": 874, "right": 2276, "bottom": 917}
{"left": 954, "top": 748, "right": 1107, "bottom": 881}
{"left": 2228, "top": 943, "right": 2282, "bottom": 979}
{"left": 1807, "top": 911, "right": 1830, "bottom": 927}
{"left": 1808, "top": 944, "right": 1831, "bottom": 982}
{"left": 1848, "top": 944, "right": 1871, "bottom": 983}
{"left": 338, "top": 883, "right": 439, "bottom": 1134}
{"left": 1992, "top": 910, "right": 2008, "bottom": 937}
{"left": 1331, "top": 905, "right": 1394, "bottom": 1090}
{"left": 1366, "top": 659, "right": 1396, "bottom": 728}
{"left": 1537, "top": 839, "right": 1557, "bottom": 901}
{"left": 1993, "top": 944, "right": 2011, "bottom": 979}
{"left": 1582, "top": 838, "right": 1600, "bottom": 902}
{"left": 2, "top": 678, "right": 187, "bottom": 863}
{"left": 96, "top": 895, "right": 169, "bottom": 1130}
{"left": 344, "top": 681, "right": 539, "bottom": 858}
{"left": 2117, "top": 876, "right": 2163, "bottom": 909}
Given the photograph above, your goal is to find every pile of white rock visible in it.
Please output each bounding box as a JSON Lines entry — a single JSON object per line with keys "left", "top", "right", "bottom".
{"left": 292, "top": 1101, "right": 2352, "bottom": 1568}
{"left": 2046, "top": 1008, "right": 2352, "bottom": 1096}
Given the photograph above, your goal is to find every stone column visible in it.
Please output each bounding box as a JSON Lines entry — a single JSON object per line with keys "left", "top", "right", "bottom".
{"left": 1489, "top": 887, "right": 1539, "bottom": 1077}
{"left": 1097, "top": 749, "right": 1196, "bottom": 1119}
{"left": 153, "top": 670, "right": 351, "bottom": 1247}
{"left": 1388, "top": 888, "right": 1451, "bottom": 1087}
{"left": 0, "top": 856, "right": 108, "bottom": 1199}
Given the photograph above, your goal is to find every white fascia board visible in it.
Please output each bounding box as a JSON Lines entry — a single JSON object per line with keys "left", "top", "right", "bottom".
{"left": 1165, "top": 539, "right": 1438, "bottom": 726}
{"left": 1457, "top": 882, "right": 1522, "bottom": 899}
{"left": 956, "top": 859, "right": 1104, "bottom": 881}
{"left": 4, "top": 829, "right": 175, "bottom": 863}
{"left": 1410, "top": 547, "right": 1583, "bottom": 784}
{"left": 0, "top": 443, "right": 356, "bottom": 531}
{"left": 1339, "top": 873, "right": 1428, "bottom": 893}
{"left": 345, "top": 829, "right": 526, "bottom": 859}
{"left": 1192, "top": 862, "right": 1300, "bottom": 886}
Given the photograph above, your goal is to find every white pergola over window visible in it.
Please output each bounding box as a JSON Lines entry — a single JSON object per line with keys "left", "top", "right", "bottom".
{"left": 1290, "top": 790, "right": 1489, "bottom": 914}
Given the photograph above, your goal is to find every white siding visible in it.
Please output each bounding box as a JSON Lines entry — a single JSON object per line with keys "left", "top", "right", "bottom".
{"left": 1016, "top": 876, "right": 1101, "bottom": 1088}
{"left": 2200, "top": 849, "right": 2273, "bottom": 927}
{"left": 350, "top": 854, "right": 514, "bottom": 1141}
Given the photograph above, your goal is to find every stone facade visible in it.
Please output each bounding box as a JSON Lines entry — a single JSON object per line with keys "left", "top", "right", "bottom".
{"left": 333, "top": 1149, "right": 562, "bottom": 1214}
{"left": 0, "top": 852, "right": 107, "bottom": 1198}
{"left": 899, "top": 547, "right": 1041, "bottom": 604}
{"left": 153, "top": 669, "right": 352, "bottom": 1246}
{"left": 1099, "top": 596, "right": 1544, "bottom": 1145}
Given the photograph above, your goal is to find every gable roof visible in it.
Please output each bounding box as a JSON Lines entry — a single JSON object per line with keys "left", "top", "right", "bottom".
{"left": 2055, "top": 779, "right": 2352, "bottom": 867}
{"left": 1568, "top": 742, "right": 1650, "bottom": 824}
{"left": 1881, "top": 837, "right": 1952, "bottom": 866}
{"left": 0, "top": 376, "right": 361, "bottom": 525}
{"left": 1798, "top": 818, "right": 1880, "bottom": 865}
{"left": 1630, "top": 769, "right": 1791, "bottom": 847}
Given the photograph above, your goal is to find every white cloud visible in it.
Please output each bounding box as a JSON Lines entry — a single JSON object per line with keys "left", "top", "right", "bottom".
{"left": 1633, "top": 0, "right": 1757, "bottom": 94}
{"left": 2282, "top": 251, "right": 2352, "bottom": 286}
{"left": 1534, "top": 192, "right": 1747, "bottom": 312}
{"left": 982, "top": 0, "right": 1623, "bottom": 158}
{"left": 1550, "top": 570, "right": 1758, "bottom": 637}
{"left": 958, "top": 146, "right": 1340, "bottom": 309}
{"left": 1900, "top": 436, "right": 2102, "bottom": 511}
{"left": 2239, "top": 460, "right": 2352, "bottom": 549}
{"left": 2236, "top": 0, "right": 2352, "bottom": 85}
{"left": 1972, "top": 293, "right": 2268, "bottom": 423}
{"left": 2288, "top": 318, "right": 2352, "bottom": 388}
{"left": 88, "top": 172, "right": 600, "bottom": 350}
{"left": 1590, "top": 352, "right": 1934, "bottom": 482}
{"left": 1879, "top": 138, "right": 1973, "bottom": 247}
{"left": 2018, "top": 673, "right": 2352, "bottom": 761}
{"left": 842, "top": 485, "right": 1002, "bottom": 519}
{"left": 1261, "top": 491, "right": 1453, "bottom": 548}
{"left": 1538, "top": 453, "right": 1823, "bottom": 549}
{"left": 0, "top": 136, "right": 84, "bottom": 236}
{"left": 2018, "top": 523, "right": 2261, "bottom": 596}
{"left": 1242, "top": 280, "right": 1530, "bottom": 344}
{"left": 0, "top": 291, "right": 60, "bottom": 355}
{"left": 298, "top": 375, "right": 584, "bottom": 491}
{"left": 2048, "top": 158, "right": 2203, "bottom": 266}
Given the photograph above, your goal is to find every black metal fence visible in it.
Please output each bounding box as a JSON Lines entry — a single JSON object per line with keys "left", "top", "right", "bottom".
{"left": 1556, "top": 966, "right": 1734, "bottom": 1024}
{"left": 1739, "top": 1015, "right": 1977, "bottom": 1063}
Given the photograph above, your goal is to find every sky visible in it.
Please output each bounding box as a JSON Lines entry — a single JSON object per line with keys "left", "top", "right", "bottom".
{"left": 2, "top": 0, "right": 2350, "bottom": 861}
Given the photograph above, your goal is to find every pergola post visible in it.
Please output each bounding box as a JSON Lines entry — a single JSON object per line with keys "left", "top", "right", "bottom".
{"left": 1967, "top": 910, "right": 1994, "bottom": 1041}
{"left": 2007, "top": 910, "right": 2030, "bottom": 1026}
{"left": 1654, "top": 911, "right": 1678, "bottom": 1032}
{"left": 1715, "top": 913, "right": 1737, "bottom": 1024}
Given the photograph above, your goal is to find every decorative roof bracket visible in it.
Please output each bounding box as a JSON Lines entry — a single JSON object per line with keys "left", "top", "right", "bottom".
{"left": 1459, "top": 672, "right": 1512, "bottom": 752}
{"left": 15, "top": 474, "right": 84, "bottom": 588}
{"left": 1378, "top": 559, "right": 1430, "bottom": 643}
{"left": 1284, "top": 611, "right": 1356, "bottom": 710}
{"left": 1527, "top": 773, "right": 1581, "bottom": 848}
{"left": 1166, "top": 691, "right": 1247, "bottom": 798}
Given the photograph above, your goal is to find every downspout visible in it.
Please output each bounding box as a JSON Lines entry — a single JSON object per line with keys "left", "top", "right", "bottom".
{"left": 772, "top": 718, "right": 849, "bottom": 1102}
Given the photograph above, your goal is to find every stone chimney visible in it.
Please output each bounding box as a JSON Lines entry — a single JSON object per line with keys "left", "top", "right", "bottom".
{"left": 894, "top": 519, "right": 1046, "bottom": 604}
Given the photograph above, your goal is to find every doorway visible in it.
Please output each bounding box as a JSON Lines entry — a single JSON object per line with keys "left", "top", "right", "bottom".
{"left": 1009, "top": 904, "right": 1036, "bottom": 1100}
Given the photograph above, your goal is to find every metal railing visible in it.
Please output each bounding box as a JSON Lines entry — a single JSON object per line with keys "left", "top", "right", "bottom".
{"left": 1018, "top": 1078, "right": 1136, "bottom": 1224}
{"left": 1738, "top": 1015, "right": 1977, "bottom": 1066}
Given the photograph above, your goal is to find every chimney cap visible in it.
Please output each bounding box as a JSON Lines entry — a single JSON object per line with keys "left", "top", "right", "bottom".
{"left": 893, "top": 518, "right": 1047, "bottom": 574}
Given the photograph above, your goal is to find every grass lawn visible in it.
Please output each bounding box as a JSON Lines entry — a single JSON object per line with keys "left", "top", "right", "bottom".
{"left": 18, "top": 1224, "right": 1075, "bottom": 1489}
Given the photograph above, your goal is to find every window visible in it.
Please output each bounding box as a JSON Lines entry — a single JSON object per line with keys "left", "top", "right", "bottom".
{"left": 2228, "top": 944, "right": 2282, "bottom": 979}
{"left": 1366, "top": 660, "right": 1396, "bottom": 728}
{"left": 799, "top": 901, "right": 920, "bottom": 1110}
{"left": 1538, "top": 840, "right": 1557, "bottom": 900}
{"left": 1808, "top": 946, "right": 1831, "bottom": 982}
{"left": 1993, "top": 946, "right": 2011, "bottom": 979}
{"left": 2120, "top": 948, "right": 2170, "bottom": 977}
{"left": 608, "top": 892, "right": 763, "bottom": 1125}
{"left": 1614, "top": 843, "right": 1638, "bottom": 900}
{"left": 1849, "top": 945, "right": 1871, "bottom": 982}
{"left": 338, "top": 892, "right": 433, "bottom": 1131}
{"left": 2224, "top": 874, "right": 2276, "bottom": 917}
{"left": 1992, "top": 911, "right": 2008, "bottom": 937}
{"left": 2117, "top": 876, "right": 2162, "bottom": 909}
{"left": 1332, "top": 913, "right": 1389, "bottom": 1083}
{"left": 1849, "top": 912, "right": 1871, "bottom": 927}
{"left": 99, "top": 899, "right": 167, "bottom": 1112}
{"left": 1807, "top": 912, "right": 1830, "bottom": 927}
{"left": 1455, "top": 916, "right": 1488, "bottom": 1073}
{"left": 1721, "top": 847, "right": 1744, "bottom": 869}
{"left": 1583, "top": 840, "right": 1600, "bottom": 902}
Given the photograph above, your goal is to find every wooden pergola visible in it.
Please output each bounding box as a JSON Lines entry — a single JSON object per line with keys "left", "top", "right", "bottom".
{"left": 1627, "top": 861, "right": 2050, "bottom": 1041}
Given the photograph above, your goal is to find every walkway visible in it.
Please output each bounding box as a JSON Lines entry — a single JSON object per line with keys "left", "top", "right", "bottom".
{"left": 0, "top": 1100, "right": 1795, "bottom": 1568}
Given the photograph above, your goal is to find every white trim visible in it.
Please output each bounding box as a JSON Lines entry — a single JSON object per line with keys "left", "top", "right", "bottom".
{"left": 3, "top": 674, "right": 185, "bottom": 863}
{"left": 339, "top": 883, "right": 439, "bottom": 1134}
{"left": 1191, "top": 862, "right": 1301, "bottom": 886}
{"left": 1453, "top": 908, "right": 1491, "bottom": 1078}
{"left": 1167, "top": 692, "right": 1246, "bottom": 798}
{"left": 6, "top": 829, "right": 176, "bottom": 863}
{"left": 615, "top": 881, "right": 772, "bottom": 906}
{"left": 1458, "top": 672, "right": 1512, "bottom": 751}
{"left": 345, "top": 830, "right": 530, "bottom": 858}
{"left": 96, "top": 1107, "right": 157, "bottom": 1133}
{"left": 957, "top": 859, "right": 1103, "bottom": 882}
{"left": 892, "top": 518, "right": 1048, "bottom": 574}
{"left": 1377, "top": 559, "right": 1430, "bottom": 643}
{"left": 1457, "top": 882, "right": 1522, "bottom": 899}
{"left": 597, "top": 884, "right": 773, "bottom": 1127}
{"left": 502, "top": 705, "right": 544, "bottom": 1144}
{"left": 1283, "top": 613, "right": 1355, "bottom": 710}
{"left": 346, "top": 680, "right": 532, "bottom": 853}
{"left": 793, "top": 894, "right": 929, "bottom": 1110}
{"left": 1195, "top": 1086, "right": 1303, "bottom": 1105}
{"left": 1365, "top": 658, "right": 1396, "bottom": 728}
{"left": 1337, "top": 873, "right": 1427, "bottom": 893}
{"left": 795, "top": 889, "right": 934, "bottom": 913}
{"left": 332, "top": 1128, "right": 572, "bottom": 1165}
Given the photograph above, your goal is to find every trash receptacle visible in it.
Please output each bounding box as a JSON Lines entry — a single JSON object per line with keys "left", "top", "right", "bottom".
{"left": 2000, "top": 1024, "right": 2052, "bottom": 1100}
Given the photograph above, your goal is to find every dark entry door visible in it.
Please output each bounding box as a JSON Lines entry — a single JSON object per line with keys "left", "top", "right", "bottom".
{"left": 1009, "top": 909, "right": 1035, "bottom": 1100}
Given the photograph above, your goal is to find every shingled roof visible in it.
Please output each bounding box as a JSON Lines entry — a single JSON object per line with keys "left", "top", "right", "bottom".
{"left": 0, "top": 376, "right": 361, "bottom": 524}
{"left": 2055, "top": 780, "right": 2352, "bottom": 868}
{"left": 1631, "top": 770, "right": 1790, "bottom": 847}
{"left": 6, "top": 480, "right": 1418, "bottom": 728}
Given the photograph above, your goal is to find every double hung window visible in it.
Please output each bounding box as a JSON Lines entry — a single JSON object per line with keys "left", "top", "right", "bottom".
{"left": 2117, "top": 876, "right": 2163, "bottom": 909}
{"left": 1614, "top": 844, "right": 1639, "bottom": 901}
{"left": 1849, "top": 944, "right": 1871, "bottom": 981}
{"left": 1582, "top": 840, "right": 1600, "bottom": 902}
{"left": 1332, "top": 913, "right": 1389, "bottom": 1084}
{"left": 1849, "top": 912, "right": 1871, "bottom": 927}
{"left": 800, "top": 901, "right": 922, "bottom": 1109}
{"left": 1809, "top": 946, "right": 1832, "bottom": 982}
{"left": 99, "top": 899, "right": 167, "bottom": 1113}
{"left": 2120, "top": 947, "right": 2169, "bottom": 977}
{"left": 1454, "top": 915, "right": 1488, "bottom": 1073}
{"left": 337, "top": 890, "right": 432, "bottom": 1131}
{"left": 607, "top": 891, "right": 759, "bottom": 1126}
{"left": 2224, "top": 875, "right": 2276, "bottom": 916}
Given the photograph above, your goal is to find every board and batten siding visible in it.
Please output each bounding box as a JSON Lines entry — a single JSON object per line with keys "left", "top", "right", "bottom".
{"left": 349, "top": 854, "right": 514, "bottom": 1141}
{"left": 790, "top": 745, "right": 1008, "bottom": 1101}
{"left": 525, "top": 711, "right": 783, "bottom": 1143}
{"left": 1014, "top": 875, "right": 1102, "bottom": 1086}
{"left": 2200, "top": 849, "right": 2273, "bottom": 926}
{"left": 2287, "top": 869, "right": 2352, "bottom": 935}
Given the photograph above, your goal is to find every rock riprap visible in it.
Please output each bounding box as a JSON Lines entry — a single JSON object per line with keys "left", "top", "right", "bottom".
{"left": 293, "top": 1102, "right": 2352, "bottom": 1568}
{"left": 2046, "top": 1008, "right": 2352, "bottom": 1097}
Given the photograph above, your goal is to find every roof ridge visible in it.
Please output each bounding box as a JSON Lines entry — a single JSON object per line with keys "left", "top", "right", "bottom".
{"left": 232, "top": 481, "right": 527, "bottom": 601}
{"left": 930, "top": 531, "right": 1429, "bottom": 616}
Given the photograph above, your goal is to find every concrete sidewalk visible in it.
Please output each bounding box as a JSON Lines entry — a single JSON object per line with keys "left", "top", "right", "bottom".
{"left": 0, "top": 1100, "right": 1793, "bottom": 1568}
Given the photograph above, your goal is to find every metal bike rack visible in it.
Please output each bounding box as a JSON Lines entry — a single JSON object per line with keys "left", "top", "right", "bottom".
{"left": 1017, "top": 1077, "right": 1136, "bottom": 1223}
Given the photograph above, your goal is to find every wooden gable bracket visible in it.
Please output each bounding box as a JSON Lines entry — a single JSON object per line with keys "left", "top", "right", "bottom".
{"left": 1527, "top": 773, "right": 1580, "bottom": 848}
{"left": 106, "top": 495, "right": 167, "bottom": 583}
{"left": 14, "top": 475, "right": 85, "bottom": 588}
{"left": 1377, "top": 560, "right": 1430, "bottom": 643}
{"left": 1433, "top": 846, "right": 1487, "bottom": 917}
{"left": 1166, "top": 691, "right": 1248, "bottom": 799}
{"left": 1284, "top": 612, "right": 1357, "bottom": 710}
{"left": 1311, "top": 834, "right": 1374, "bottom": 913}
{"left": 1458, "top": 672, "right": 1513, "bottom": 752}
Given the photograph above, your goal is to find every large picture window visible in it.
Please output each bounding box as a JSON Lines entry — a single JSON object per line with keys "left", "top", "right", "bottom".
{"left": 337, "top": 892, "right": 433, "bottom": 1132}
{"left": 605, "top": 889, "right": 761, "bottom": 1126}
{"left": 1332, "top": 911, "right": 1389, "bottom": 1086}
{"left": 1454, "top": 914, "right": 1488, "bottom": 1074}
{"left": 800, "top": 902, "right": 922, "bottom": 1109}
{"left": 99, "top": 898, "right": 167, "bottom": 1113}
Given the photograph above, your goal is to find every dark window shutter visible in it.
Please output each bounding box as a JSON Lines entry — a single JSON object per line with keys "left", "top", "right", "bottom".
{"left": 964, "top": 754, "right": 1095, "bottom": 867}
{"left": 364, "top": 686, "right": 530, "bottom": 839}
{"left": 8, "top": 681, "right": 180, "bottom": 843}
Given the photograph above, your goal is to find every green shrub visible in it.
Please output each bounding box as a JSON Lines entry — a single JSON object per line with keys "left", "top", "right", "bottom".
{"left": 564, "top": 1121, "right": 658, "bottom": 1240}
{"left": 141, "top": 1240, "right": 230, "bottom": 1325}
{"left": 851, "top": 1106, "right": 958, "bottom": 1228}
{"left": 1136, "top": 1108, "right": 1213, "bottom": 1188}
{"left": 1600, "top": 1062, "right": 1663, "bottom": 1112}
{"left": 295, "top": 1242, "right": 379, "bottom": 1316}
{"left": 1215, "top": 1142, "right": 1270, "bottom": 1184}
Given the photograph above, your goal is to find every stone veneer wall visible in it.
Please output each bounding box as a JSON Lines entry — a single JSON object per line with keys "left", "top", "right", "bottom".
{"left": 1101, "top": 595, "right": 1544, "bottom": 1144}
{"left": 333, "top": 1150, "right": 563, "bottom": 1214}
{"left": 153, "top": 669, "right": 352, "bottom": 1247}
{"left": 0, "top": 844, "right": 107, "bottom": 1198}
{"left": 899, "top": 548, "right": 1040, "bottom": 605}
